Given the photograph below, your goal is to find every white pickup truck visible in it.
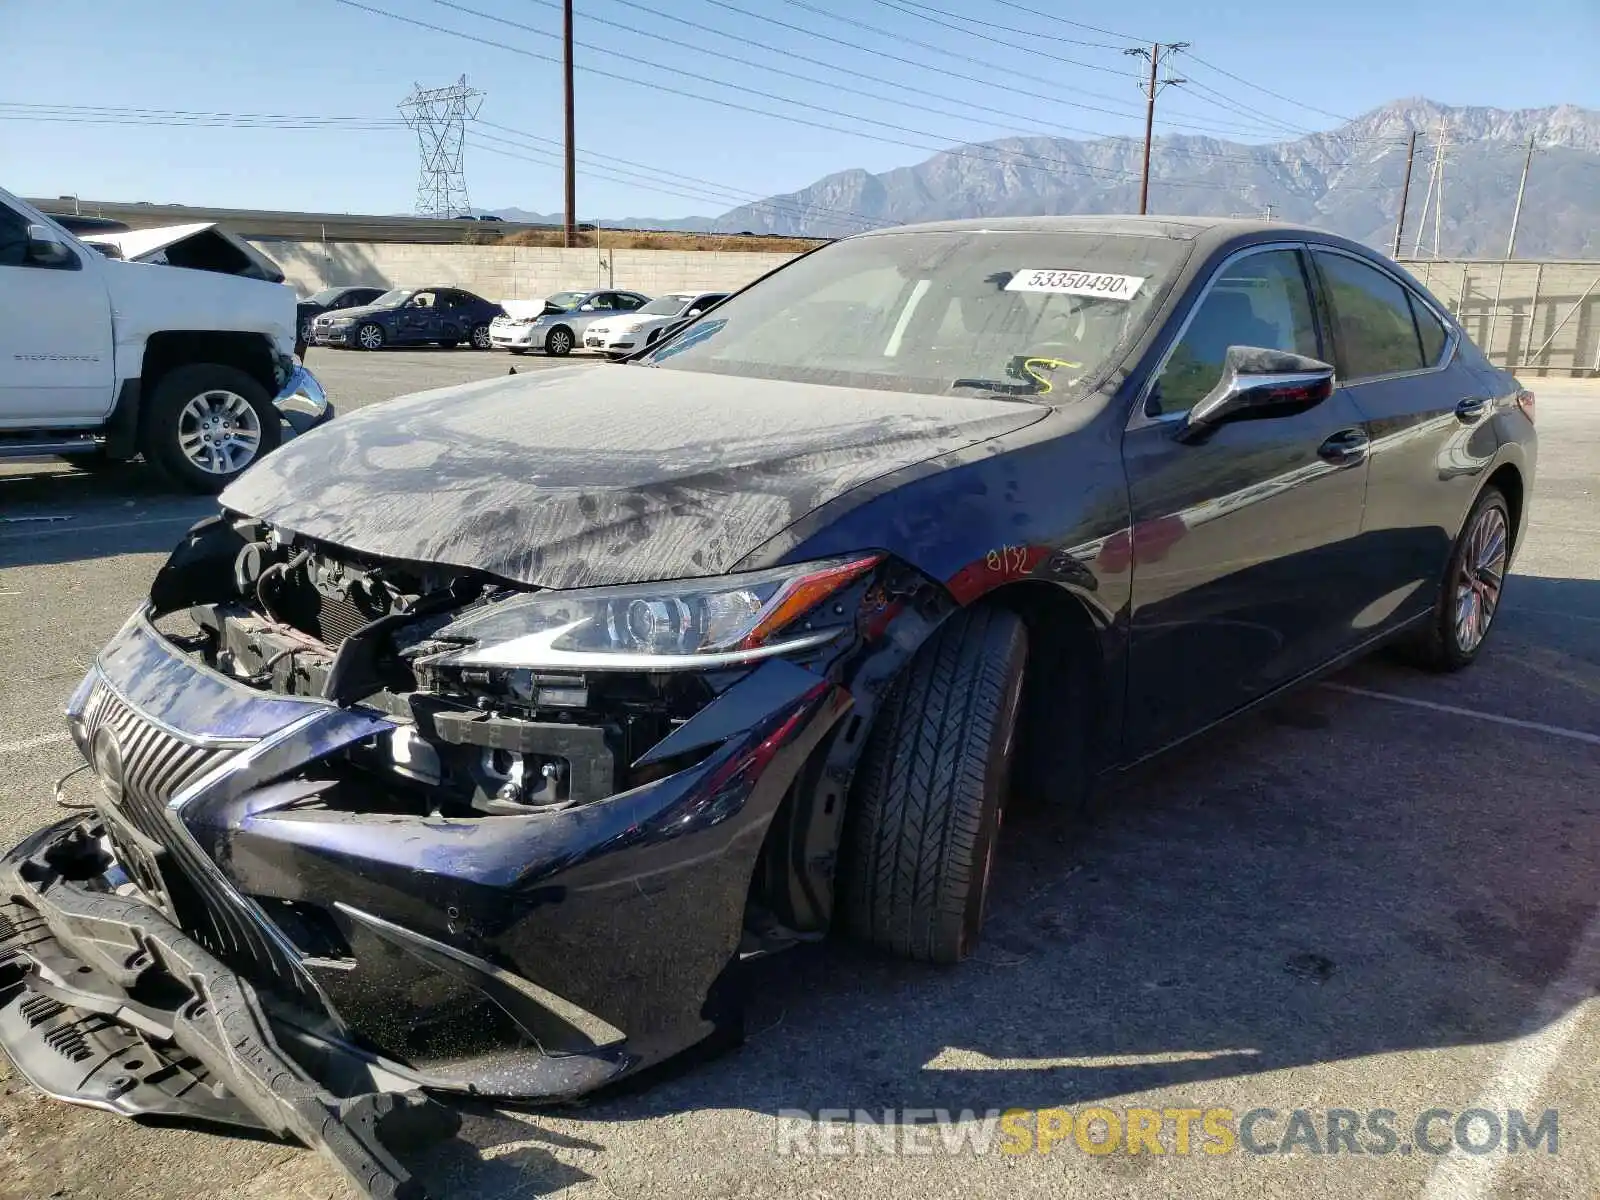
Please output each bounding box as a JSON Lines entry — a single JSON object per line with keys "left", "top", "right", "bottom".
{"left": 0, "top": 188, "right": 328, "bottom": 493}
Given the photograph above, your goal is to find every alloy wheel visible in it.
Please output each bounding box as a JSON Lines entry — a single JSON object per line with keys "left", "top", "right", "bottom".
{"left": 472, "top": 324, "right": 492, "bottom": 349}
{"left": 358, "top": 324, "right": 384, "bottom": 350}
{"left": 548, "top": 329, "right": 572, "bottom": 355}
{"left": 177, "top": 390, "right": 263, "bottom": 476}
{"left": 1453, "top": 503, "right": 1508, "bottom": 653}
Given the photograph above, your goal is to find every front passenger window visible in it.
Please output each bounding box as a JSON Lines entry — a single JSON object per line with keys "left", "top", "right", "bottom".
{"left": 1150, "top": 249, "right": 1319, "bottom": 416}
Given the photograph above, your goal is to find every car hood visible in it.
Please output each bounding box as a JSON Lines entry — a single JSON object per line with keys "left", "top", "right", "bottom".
{"left": 220, "top": 366, "right": 1043, "bottom": 590}
{"left": 83, "top": 222, "right": 285, "bottom": 283}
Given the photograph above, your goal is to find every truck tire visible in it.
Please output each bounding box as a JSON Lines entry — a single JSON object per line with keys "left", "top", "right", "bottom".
{"left": 142, "top": 364, "right": 281, "bottom": 495}
{"left": 838, "top": 606, "right": 1027, "bottom": 964}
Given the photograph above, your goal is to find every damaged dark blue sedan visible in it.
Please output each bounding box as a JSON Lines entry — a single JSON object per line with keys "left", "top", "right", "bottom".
{"left": 0, "top": 217, "right": 1535, "bottom": 1198}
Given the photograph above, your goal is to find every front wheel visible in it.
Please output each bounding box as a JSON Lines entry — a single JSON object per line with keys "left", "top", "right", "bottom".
{"left": 545, "top": 326, "right": 574, "bottom": 356}
{"left": 142, "top": 364, "right": 281, "bottom": 494}
{"left": 356, "top": 323, "right": 386, "bottom": 351}
{"left": 1403, "top": 486, "right": 1511, "bottom": 671}
{"left": 838, "top": 606, "right": 1027, "bottom": 963}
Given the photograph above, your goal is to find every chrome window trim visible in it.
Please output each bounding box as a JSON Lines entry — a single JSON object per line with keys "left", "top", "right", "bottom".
{"left": 1308, "top": 244, "right": 1460, "bottom": 386}
{"left": 1128, "top": 240, "right": 1313, "bottom": 429}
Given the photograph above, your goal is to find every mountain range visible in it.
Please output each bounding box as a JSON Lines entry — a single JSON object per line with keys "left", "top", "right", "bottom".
{"left": 487, "top": 99, "right": 1600, "bottom": 258}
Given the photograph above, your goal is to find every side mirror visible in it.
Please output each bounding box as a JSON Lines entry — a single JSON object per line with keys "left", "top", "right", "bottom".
{"left": 1178, "top": 346, "right": 1335, "bottom": 441}
{"left": 25, "top": 224, "right": 76, "bottom": 269}
{"left": 686, "top": 308, "right": 703, "bottom": 318}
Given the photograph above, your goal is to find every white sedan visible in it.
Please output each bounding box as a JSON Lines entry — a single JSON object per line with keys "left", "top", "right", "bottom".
{"left": 582, "top": 291, "right": 729, "bottom": 357}
{"left": 489, "top": 290, "right": 652, "bottom": 356}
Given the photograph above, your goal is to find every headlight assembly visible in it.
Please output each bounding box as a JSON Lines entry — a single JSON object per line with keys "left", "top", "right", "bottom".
{"left": 435, "top": 554, "right": 881, "bottom": 670}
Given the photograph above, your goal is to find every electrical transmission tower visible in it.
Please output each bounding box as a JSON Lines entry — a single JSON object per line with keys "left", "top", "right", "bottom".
{"left": 400, "top": 76, "right": 484, "bottom": 219}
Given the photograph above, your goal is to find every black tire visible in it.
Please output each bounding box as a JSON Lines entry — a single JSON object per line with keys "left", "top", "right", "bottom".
{"left": 471, "top": 323, "right": 493, "bottom": 350}
{"left": 1402, "top": 486, "right": 1512, "bottom": 672}
{"left": 141, "top": 364, "right": 281, "bottom": 495}
{"left": 356, "top": 322, "right": 386, "bottom": 351}
{"left": 839, "top": 606, "right": 1027, "bottom": 964}
{"left": 545, "top": 325, "right": 574, "bottom": 356}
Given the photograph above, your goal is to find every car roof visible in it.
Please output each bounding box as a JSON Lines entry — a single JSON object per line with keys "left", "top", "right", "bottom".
{"left": 848, "top": 214, "right": 1326, "bottom": 242}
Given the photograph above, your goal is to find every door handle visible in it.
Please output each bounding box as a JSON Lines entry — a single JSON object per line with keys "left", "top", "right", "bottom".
{"left": 1318, "top": 428, "right": 1370, "bottom": 466}
{"left": 1455, "top": 396, "right": 1490, "bottom": 423}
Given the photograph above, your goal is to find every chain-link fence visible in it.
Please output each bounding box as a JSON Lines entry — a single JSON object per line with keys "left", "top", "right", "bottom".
{"left": 1400, "top": 259, "right": 1600, "bottom": 377}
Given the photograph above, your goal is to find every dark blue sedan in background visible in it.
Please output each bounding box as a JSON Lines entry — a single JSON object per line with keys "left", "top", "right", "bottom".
{"left": 311, "top": 285, "right": 505, "bottom": 350}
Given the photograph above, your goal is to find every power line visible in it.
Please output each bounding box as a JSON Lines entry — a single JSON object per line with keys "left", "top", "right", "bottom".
{"left": 362, "top": 0, "right": 1240, "bottom": 191}
{"left": 987, "top": 0, "right": 1147, "bottom": 43}
{"left": 468, "top": 134, "right": 876, "bottom": 230}
{"left": 868, "top": 0, "right": 1127, "bottom": 51}
{"left": 472, "top": 125, "right": 884, "bottom": 228}
{"left": 1178, "top": 50, "right": 1356, "bottom": 124}
{"left": 785, "top": 0, "right": 1132, "bottom": 78}
{"left": 692, "top": 0, "right": 1377, "bottom": 144}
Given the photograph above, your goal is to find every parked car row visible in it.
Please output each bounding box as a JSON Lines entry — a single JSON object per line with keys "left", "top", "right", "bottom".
{"left": 300, "top": 283, "right": 731, "bottom": 358}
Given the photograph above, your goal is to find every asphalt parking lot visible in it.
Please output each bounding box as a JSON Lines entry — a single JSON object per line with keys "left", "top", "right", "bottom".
{"left": 0, "top": 357, "right": 1595, "bottom": 1200}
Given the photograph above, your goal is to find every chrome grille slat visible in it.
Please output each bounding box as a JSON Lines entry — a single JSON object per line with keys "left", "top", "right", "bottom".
{"left": 78, "top": 680, "right": 325, "bottom": 1012}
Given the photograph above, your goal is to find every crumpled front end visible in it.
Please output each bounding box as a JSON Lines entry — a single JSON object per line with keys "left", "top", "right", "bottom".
{"left": 0, "top": 515, "right": 883, "bottom": 1197}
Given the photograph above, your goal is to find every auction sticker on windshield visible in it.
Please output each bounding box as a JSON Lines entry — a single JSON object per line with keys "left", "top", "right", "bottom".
{"left": 1006, "top": 269, "right": 1145, "bottom": 300}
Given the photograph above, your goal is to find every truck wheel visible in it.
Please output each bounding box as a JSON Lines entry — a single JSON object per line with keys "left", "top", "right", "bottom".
{"left": 838, "top": 606, "right": 1027, "bottom": 964}
{"left": 143, "top": 364, "right": 281, "bottom": 495}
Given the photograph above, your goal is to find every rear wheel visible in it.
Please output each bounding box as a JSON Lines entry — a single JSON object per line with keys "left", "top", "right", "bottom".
{"left": 839, "top": 606, "right": 1027, "bottom": 963}
{"left": 142, "top": 364, "right": 280, "bottom": 494}
{"left": 471, "top": 323, "right": 493, "bottom": 350}
{"left": 356, "top": 323, "right": 386, "bottom": 351}
{"left": 545, "top": 326, "right": 574, "bottom": 356}
{"left": 1404, "top": 485, "right": 1511, "bottom": 672}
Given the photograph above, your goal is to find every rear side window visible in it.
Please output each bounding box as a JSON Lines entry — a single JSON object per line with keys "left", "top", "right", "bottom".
{"left": 1314, "top": 251, "right": 1425, "bottom": 380}
{"left": 1411, "top": 294, "right": 1449, "bottom": 366}
{"left": 1151, "top": 249, "right": 1320, "bottom": 416}
{"left": 0, "top": 204, "right": 32, "bottom": 266}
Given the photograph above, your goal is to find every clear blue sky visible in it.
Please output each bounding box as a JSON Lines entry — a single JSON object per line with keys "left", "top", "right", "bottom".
{"left": 3, "top": 0, "right": 1596, "bottom": 220}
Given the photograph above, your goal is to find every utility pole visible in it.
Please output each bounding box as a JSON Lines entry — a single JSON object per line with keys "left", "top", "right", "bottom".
{"left": 1505, "top": 133, "right": 1537, "bottom": 259}
{"left": 1412, "top": 131, "right": 1443, "bottom": 258}
{"left": 1125, "top": 42, "right": 1187, "bottom": 215}
{"left": 1391, "top": 129, "right": 1417, "bottom": 258}
{"left": 1433, "top": 124, "right": 1446, "bottom": 259}
{"left": 563, "top": 0, "right": 577, "bottom": 247}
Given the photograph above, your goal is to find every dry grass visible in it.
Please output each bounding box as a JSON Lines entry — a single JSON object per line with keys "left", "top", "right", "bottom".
{"left": 497, "top": 228, "right": 826, "bottom": 253}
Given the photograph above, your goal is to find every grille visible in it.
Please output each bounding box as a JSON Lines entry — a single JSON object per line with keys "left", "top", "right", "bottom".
{"left": 79, "top": 683, "right": 326, "bottom": 1011}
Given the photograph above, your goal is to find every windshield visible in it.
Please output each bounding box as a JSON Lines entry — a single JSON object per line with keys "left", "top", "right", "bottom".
{"left": 641, "top": 231, "right": 1190, "bottom": 399}
{"left": 544, "top": 290, "right": 586, "bottom": 312}
{"left": 370, "top": 289, "right": 413, "bottom": 308}
{"left": 637, "top": 295, "right": 695, "bottom": 316}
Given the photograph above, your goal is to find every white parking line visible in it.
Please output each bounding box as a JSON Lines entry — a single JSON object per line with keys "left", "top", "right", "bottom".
{"left": 1320, "top": 683, "right": 1600, "bottom": 747}
{"left": 0, "top": 514, "right": 200, "bottom": 541}
{"left": 0, "top": 731, "right": 71, "bottom": 755}
{"left": 1421, "top": 902, "right": 1600, "bottom": 1200}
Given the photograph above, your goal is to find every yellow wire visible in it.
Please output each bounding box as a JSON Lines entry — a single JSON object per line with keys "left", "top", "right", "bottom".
{"left": 1021, "top": 357, "right": 1081, "bottom": 395}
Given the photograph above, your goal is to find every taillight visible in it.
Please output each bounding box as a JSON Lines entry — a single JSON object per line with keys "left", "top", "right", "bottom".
{"left": 1516, "top": 389, "right": 1535, "bottom": 423}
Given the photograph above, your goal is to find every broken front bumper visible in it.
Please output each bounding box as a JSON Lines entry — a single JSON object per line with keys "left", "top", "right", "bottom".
{"left": 1, "top": 608, "right": 843, "bottom": 1197}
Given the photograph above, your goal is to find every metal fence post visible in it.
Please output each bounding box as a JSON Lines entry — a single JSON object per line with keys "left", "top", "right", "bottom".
{"left": 1521, "top": 263, "right": 1545, "bottom": 369}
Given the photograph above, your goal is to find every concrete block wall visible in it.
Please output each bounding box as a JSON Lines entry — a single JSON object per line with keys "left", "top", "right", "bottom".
{"left": 1402, "top": 259, "right": 1600, "bottom": 377}
{"left": 252, "top": 239, "right": 797, "bottom": 304}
